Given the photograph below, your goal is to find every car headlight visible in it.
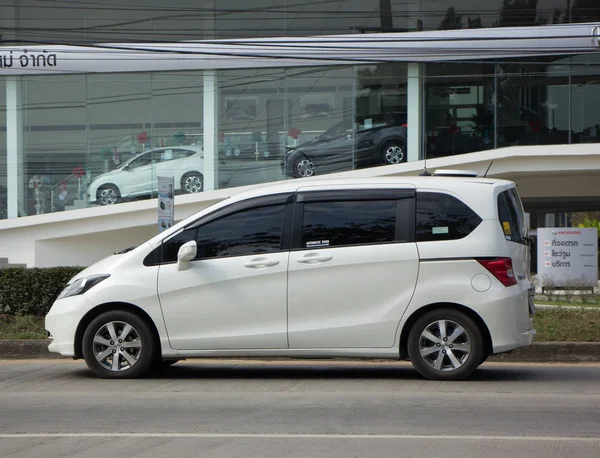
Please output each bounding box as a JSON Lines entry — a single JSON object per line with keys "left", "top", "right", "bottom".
{"left": 57, "top": 274, "right": 110, "bottom": 299}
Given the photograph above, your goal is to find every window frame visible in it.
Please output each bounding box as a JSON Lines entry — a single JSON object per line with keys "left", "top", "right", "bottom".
{"left": 148, "top": 193, "right": 295, "bottom": 265}
{"left": 290, "top": 189, "right": 416, "bottom": 251}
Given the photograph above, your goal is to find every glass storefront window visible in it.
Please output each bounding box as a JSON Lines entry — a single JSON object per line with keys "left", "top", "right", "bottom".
{"left": 570, "top": 54, "right": 600, "bottom": 145}
{"left": 0, "top": 80, "right": 6, "bottom": 219}
{"left": 218, "top": 68, "right": 286, "bottom": 188}
{"left": 22, "top": 75, "right": 87, "bottom": 216}
{"left": 283, "top": 67, "right": 356, "bottom": 178}
{"left": 497, "top": 59, "right": 571, "bottom": 148}
{"left": 425, "top": 63, "right": 495, "bottom": 159}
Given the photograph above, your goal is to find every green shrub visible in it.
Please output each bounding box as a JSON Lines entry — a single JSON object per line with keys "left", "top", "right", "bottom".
{"left": 0, "top": 267, "right": 85, "bottom": 317}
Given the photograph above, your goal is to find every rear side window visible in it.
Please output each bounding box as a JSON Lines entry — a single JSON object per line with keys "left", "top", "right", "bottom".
{"left": 497, "top": 188, "right": 527, "bottom": 244}
{"left": 416, "top": 192, "right": 482, "bottom": 242}
{"left": 301, "top": 200, "right": 397, "bottom": 248}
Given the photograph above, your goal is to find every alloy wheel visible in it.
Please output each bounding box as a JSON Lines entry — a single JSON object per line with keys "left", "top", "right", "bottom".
{"left": 99, "top": 187, "right": 118, "bottom": 205}
{"left": 184, "top": 175, "right": 203, "bottom": 193}
{"left": 418, "top": 319, "right": 471, "bottom": 372}
{"left": 296, "top": 159, "right": 315, "bottom": 177}
{"left": 92, "top": 321, "right": 142, "bottom": 372}
{"left": 384, "top": 145, "right": 404, "bottom": 164}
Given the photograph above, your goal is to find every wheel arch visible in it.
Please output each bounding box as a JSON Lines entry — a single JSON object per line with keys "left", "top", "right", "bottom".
{"left": 73, "top": 302, "right": 162, "bottom": 360}
{"left": 95, "top": 182, "right": 120, "bottom": 199}
{"left": 378, "top": 136, "right": 407, "bottom": 151}
{"left": 398, "top": 302, "right": 493, "bottom": 360}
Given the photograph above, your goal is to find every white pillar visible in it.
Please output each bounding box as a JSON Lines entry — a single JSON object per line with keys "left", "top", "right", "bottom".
{"left": 407, "top": 63, "right": 424, "bottom": 162}
{"left": 203, "top": 70, "right": 218, "bottom": 191}
{"left": 6, "top": 76, "right": 24, "bottom": 219}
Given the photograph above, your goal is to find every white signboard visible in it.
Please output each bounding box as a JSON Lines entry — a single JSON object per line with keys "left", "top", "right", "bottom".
{"left": 157, "top": 176, "right": 175, "bottom": 233}
{"left": 537, "top": 227, "right": 598, "bottom": 287}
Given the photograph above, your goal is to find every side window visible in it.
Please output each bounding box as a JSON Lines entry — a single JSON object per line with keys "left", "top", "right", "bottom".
{"left": 163, "top": 204, "right": 286, "bottom": 262}
{"left": 172, "top": 149, "right": 196, "bottom": 159}
{"left": 416, "top": 192, "right": 482, "bottom": 242}
{"left": 301, "top": 200, "right": 397, "bottom": 249}
{"left": 498, "top": 188, "right": 527, "bottom": 244}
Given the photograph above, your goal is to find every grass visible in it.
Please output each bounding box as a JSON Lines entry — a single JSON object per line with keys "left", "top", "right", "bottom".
{"left": 2, "top": 308, "right": 600, "bottom": 342}
{"left": 536, "top": 300, "right": 600, "bottom": 308}
{"left": 533, "top": 307, "right": 600, "bottom": 342}
{"left": 0, "top": 315, "right": 46, "bottom": 339}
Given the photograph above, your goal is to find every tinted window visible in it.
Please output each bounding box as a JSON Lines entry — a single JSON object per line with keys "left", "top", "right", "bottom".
{"left": 416, "top": 192, "right": 482, "bottom": 242}
{"left": 163, "top": 204, "right": 285, "bottom": 262}
{"left": 301, "top": 200, "right": 397, "bottom": 248}
{"left": 498, "top": 188, "right": 527, "bottom": 244}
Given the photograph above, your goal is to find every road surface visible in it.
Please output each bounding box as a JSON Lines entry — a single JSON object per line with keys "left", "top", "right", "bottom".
{"left": 1, "top": 359, "right": 599, "bottom": 457}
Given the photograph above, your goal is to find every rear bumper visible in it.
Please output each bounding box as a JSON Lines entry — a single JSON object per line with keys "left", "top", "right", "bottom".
{"left": 479, "top": 284, "right": 536, "bottom": 354}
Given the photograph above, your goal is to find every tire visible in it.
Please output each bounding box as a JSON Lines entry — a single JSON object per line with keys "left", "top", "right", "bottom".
{"left": 407, "top": 308, "right": 484, "bottom": 381}
{"left": 291, "top": 155, "right": 315, "bottom": 178}
{"left": 381, "top": 140, "right": 406, "bottom": 165}
{"left": 181, "top": 172, "right": 204, "bottom": 194}
{"left": 97, "top": 184, "right": 121, "bottom": 206}
{"left": 82, "top": 310, "right": 158, "bottom": 379}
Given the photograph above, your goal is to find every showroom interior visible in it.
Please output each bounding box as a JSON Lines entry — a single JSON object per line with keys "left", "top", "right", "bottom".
{"left": 0, "top": 0, "right": 599, "bottom": 220}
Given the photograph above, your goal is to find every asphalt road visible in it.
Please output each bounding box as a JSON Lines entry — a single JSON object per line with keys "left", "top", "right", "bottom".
{"left": 1, "top": 359, "right": 600, "bottom": 457}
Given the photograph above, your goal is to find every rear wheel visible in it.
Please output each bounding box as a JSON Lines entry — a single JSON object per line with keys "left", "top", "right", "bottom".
{"left": 82, "top": 310, "right": 157, "bottom": 379}
{"left": 181, "top": 172, "right": 204, "bottom": 194}
{"left": 407, "top": 309, "right": 483, "bottom": 381}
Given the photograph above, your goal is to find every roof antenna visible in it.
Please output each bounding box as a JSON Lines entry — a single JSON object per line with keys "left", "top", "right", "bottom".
{"left": 419, "top": 134, "right": 431, "bottom": 176}
{"left": 483, "top": 160, "right": 494, "bottom": 178}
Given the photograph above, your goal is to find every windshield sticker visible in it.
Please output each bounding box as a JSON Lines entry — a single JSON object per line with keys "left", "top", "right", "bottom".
{"left": 306, "top": 240, "right": 330, "bottom": 247}
{"left": 502, "top": 221, "right": 512, "bottom": 236}
{"left": 432, "top": 226, "right": 449, "bottom": 235}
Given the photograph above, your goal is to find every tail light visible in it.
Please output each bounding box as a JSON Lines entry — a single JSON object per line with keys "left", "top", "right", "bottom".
{"left": 476, "top": 257, "right": 517, "bottom": 287}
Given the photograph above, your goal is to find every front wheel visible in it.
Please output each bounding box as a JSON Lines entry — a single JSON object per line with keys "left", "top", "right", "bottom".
{"left": 407, "top": 309, "right": 484, "bottom": 381}
{"left": 290, "top": 155, "right": 315, "bottom": 178}
{"left": 82, "top": 310, "right": 157, "bottom": 379}
{"left": 97, "top": 184, "right": 121, "bottom": 206}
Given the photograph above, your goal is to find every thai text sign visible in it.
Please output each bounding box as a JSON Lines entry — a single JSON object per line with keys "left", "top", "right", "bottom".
{"left": 537, "top": 228, "right": 598, "bottom": 287}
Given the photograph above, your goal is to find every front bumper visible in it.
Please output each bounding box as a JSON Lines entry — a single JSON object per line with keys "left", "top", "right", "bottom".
{"left": 45, "top": 295, "right": 96, "bottom": 357}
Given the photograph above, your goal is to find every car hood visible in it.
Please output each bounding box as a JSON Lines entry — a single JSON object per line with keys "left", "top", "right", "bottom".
{"left": 69, "top": 254, "right": 123, "bottom": 282}
{"left": 290, "top": 135, "right": 353, "bottom": 154}
{"left": 91, "top": 169, "right": 121, "bottom": 183}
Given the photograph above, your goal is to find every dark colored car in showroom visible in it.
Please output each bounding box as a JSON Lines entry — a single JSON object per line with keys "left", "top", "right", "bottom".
{"left": 284, "top": 113, "right": 408, "bottom": 178}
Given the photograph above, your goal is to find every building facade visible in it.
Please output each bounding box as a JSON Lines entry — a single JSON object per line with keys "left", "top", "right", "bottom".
{"left": 0, "top": 0, "right": 599, "bottom": 221}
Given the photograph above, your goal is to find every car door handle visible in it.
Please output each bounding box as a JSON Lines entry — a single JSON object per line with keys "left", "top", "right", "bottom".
{"left": 296, "top": 254, "right": 333, "bottom": 264}
{"left": 243, "top": 258, "right": 280, "bottom": 268}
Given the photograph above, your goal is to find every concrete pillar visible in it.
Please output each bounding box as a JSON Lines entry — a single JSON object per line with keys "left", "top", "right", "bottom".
{"left": 6, "top": 76, "right": 24, "bottom": 218}
{"left": 407, "top": 63, "right": 424, "bottom": 162}
{"left": 203, "top": 70, "right": 218, "bottom": 191}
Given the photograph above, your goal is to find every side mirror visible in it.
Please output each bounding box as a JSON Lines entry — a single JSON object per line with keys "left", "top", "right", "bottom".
{"left": 177, "top": 240, "right": 197, "bottom": 271}
{"left": 122, "top": 164, "right": 130, "bottom": 171}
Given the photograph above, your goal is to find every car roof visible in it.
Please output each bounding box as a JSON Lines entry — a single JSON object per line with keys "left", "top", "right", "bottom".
{"left": 225, "top": 175, "right": 514, "bottom": 221}
{"left": 230, "top": 176, "right": 510, "bottom": 201}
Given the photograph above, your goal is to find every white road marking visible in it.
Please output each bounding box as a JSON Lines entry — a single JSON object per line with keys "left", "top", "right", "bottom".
{"left": 0, "top": 433, "right": 599, "bottom": 442}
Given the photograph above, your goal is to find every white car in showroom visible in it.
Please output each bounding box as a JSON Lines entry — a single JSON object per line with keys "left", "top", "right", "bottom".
{"left": 88, "top": 146, "right": 204, "bottom": 205}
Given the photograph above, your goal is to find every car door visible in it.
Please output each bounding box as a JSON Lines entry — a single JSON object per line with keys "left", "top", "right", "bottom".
{"left": 157, "top": 194, "right": 293, "bottom": 350}
{"left": 287, "top": 187, "right": 419, "bottom": 349}
{"left": 125, "top": 151, "right": 153, "bottom": 197}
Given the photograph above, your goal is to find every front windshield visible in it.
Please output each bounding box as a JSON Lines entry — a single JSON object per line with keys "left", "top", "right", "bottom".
{"left": 320, "top": 120, "right": 352, "bottom": 140}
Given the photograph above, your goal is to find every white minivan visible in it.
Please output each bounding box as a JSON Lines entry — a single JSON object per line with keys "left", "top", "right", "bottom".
{"left": 45, "top": 174, "right": 536, "bottom": 381}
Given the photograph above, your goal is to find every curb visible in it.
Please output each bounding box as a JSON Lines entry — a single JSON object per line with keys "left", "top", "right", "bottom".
{"left": 1, "top": 340, "right": 599, "bottom": 362}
